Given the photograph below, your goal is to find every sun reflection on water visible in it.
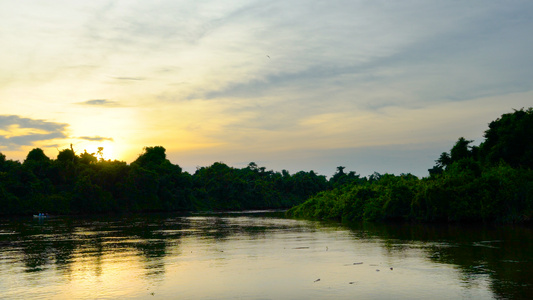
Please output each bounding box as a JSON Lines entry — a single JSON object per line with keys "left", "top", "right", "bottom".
{"left": 1, "top": 214, "right": 531, "bottom": 299}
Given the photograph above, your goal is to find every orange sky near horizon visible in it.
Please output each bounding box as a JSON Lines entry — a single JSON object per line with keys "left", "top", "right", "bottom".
{"left": 2, "top": 1, "right": 533, "bottom": 177}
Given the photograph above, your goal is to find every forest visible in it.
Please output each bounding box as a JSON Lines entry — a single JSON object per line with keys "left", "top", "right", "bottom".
{"left": 288, "top": 108, "right": 533, "bottom": 223}
{"left": 1, "top": 108, "right": 532, "bottom": 223}
{"left": 0, "top": 144, "right": 330, "bottom": 216}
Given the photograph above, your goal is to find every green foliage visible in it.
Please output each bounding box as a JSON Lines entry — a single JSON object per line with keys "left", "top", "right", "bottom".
{"left": 290, "top": 108, "right": 533, "bottom": 224}
{"left": 190, "top": 162, "right": 328, "bottom": 211}
{"left": 0, "top": 147, "right": 330, "bottom": 216}
{"left": 133, "top": 146, "right": 170, "bottom": 169}
{"left": 71, "top": 175, "right": 114, "bottom": 213}
{"left": 25, "top": 148, "right": 50, "bottom": 163}
{"left": 450, "top": 137, "right": 474, "bottom": 163}
{"left": 2, "top": 108, "right": 531, "bottom": 222}
{"left": 330, "top": 166, "right": 365, "bottom": 188}
{"left": 481, "top": 108, "right": 533, "bottom": 168}
{"left": 56, "top": 148, "right": 77, "bottom": 164}
{"left": 79, "top": 150, "right": 98, "bottom": 165}
{"left": 289, "top": 164, "right": 533, "bottom": 224}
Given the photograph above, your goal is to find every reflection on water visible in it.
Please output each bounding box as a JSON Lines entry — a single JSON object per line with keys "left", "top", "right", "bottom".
{"left": 0, "top": 212, "right": 531, "bottom": 299}
{"left": 356, "top": 222, "right": 533, "bottom": 300}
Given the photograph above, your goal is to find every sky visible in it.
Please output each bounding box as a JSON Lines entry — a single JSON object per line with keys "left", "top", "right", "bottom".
{"left": 1, "top": 1, "right": 532, "bottom": 178}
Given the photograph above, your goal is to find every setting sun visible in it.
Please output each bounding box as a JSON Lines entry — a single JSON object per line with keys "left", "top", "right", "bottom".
{"left": 80, "top": 142, "right": 115, "bottom": 161}
{"left": 0, "top": 1, "right": 532, "bottom": 299}
{"left": 1, "top": 1, "right": 533, "bottom": 177}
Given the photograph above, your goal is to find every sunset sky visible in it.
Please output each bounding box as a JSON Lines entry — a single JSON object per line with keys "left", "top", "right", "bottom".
{"left": 1, "top": 1, "right": 532, "bottom": 177}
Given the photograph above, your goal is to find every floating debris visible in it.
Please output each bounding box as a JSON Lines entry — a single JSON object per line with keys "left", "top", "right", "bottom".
{"left": 314, "top": 278, "right": 321, "bottom": 282}
{"left": 390, "top": 267, "right": 393, "bottom": 271}
{"left": 349, "top": 282, "right": 356, "bottom": 285}
{"left": 293, "top": 247, "right": 310, "bottom": 249}
{"left": 353, "top": 262, "right": 363, "bottom": 265}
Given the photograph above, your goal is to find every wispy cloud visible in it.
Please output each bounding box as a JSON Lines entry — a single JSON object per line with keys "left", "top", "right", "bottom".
{"left": 76, "top": 99, "right": 120, "bottom": 107}
{"left": 0, "top": 115, "right": 68, "bottom": 150}
{"left": 2, "top": 1, "right": 533, "bottom": 175}
{"left": 77, "top": 136, "right": 114, "bottom": 142}
{"left": 113, "top": 77, "right": 145, "bottom": 81}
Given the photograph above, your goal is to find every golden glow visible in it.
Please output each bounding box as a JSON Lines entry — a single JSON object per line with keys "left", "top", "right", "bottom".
{"left": 79, "top": 141, "right": 115, "bottom": 161}
{"left": 0, "top": 124, "right": 50, "bottom": 139}
{"left": 57, "top": 252, "right": 146, "bottom": 300}
{"left": 1, "top": 0, "right": 533, "bottom": 176}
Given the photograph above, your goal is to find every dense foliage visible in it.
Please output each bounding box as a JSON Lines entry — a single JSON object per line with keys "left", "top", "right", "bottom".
{"left": 0, "top": 146, "right": 329, "bottom": 216}
{"left": 288, "top": 108, "right": 533, "bottom": 223}
{"left": 2, "top": 108, "right": 532, "bottom": 222}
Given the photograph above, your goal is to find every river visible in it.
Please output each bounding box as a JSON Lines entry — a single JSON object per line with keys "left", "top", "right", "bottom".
{"left": 0, "top": 211, "right": 531, "bottom": 299}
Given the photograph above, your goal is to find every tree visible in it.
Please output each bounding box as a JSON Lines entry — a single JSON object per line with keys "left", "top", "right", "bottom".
{"left": 24, "top": 148, "right": 50, "bottom": 163}
{"left": 23, "top": 148, "right": 52, "bottom": 179}
{"left": 330, "top": 166, "right": 362, "bottom": 187}
{"left": 133, "top": 146, "right": 168, "bottom": 168}
{"left": 57, "top": 148, "right": 77, "bottom": 164}
{"left": 481, "top": 108, "right": 533, "bottom": 169}
{"left": 247, "top": 162, "right": 258, "bottom": 171}
{"left": 436, "top": 152, "right": 452, "bottom": 169}
{"left": 97, "top": 147, "right": 104, "bottom": 161}
{"left": 450, "top": 137, "right": 474, "bottom": 162}
{"left": 430, "top": 138, "right": 474, "bottom": 174}
{"left": 79, "top": 150, "right": 97, "bottom": 165}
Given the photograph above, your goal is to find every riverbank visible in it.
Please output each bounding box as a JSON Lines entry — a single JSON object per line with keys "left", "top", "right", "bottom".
{"left": 287, "top": 164, "right": 533, "bottom": 224}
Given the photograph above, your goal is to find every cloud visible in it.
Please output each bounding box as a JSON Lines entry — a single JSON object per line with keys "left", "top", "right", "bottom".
{"left": 113, "top": 76, "right": 145, "bottom": 81}
{"left": 210, "top": 2, "right": 531, "bottom": 104}
{"left": 0, "top": 115, "right": 68, "bottom": 150}
{"left": 2, "top": 1, "right": 533, "bottom": 174}
{"left": 76, "top": 99, "right": 120, "bottom": 106}
{"left": 77, "top": 136, "right": 114, "bottom": 142}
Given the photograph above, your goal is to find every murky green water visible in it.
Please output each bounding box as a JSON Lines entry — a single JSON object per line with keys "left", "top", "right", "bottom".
{"left": 0, "top": 211, "right": 531, "bottom": 299}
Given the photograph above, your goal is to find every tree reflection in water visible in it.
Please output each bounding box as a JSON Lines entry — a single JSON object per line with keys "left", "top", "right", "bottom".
{"left": 344, "top": 222, "right": 533, "bottom": 300}
{"left": 0, "top": 213, "right": 531, "bottom": 299}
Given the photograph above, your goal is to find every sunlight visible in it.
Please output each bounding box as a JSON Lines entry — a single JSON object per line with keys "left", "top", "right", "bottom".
{"left": 82, "top": 142, "right": 115, "bottom": 161}
{"left": 0, "top": 124, "right": 50, "bottom": 139}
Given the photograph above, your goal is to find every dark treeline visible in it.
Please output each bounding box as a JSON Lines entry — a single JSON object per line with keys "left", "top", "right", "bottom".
{"left": 2, "top": 108, "right": 532, "bottom": 222}
{"left": 0, "top": 145, "right": 331, "bottom": 216}
{"left": 288, "top": 108, "right": 533, "bottom": 223}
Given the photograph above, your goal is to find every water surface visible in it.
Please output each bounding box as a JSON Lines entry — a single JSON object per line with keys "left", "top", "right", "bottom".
{"left": 0, "top": 212, "right": 531, "bottom": 299}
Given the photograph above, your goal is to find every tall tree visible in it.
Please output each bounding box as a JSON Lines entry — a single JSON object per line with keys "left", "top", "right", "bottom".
{"left": 481, "top": 108, "right": 533, "bottom": 168}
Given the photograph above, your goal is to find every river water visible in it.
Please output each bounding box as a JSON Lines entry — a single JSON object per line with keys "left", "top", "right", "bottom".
{"left": 0, "top": 211, "right": 531, "bottom": 299}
